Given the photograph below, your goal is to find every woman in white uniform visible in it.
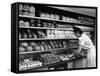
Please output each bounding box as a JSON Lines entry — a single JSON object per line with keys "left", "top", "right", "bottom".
{"left": 73, "top": 27, "right": 96, "bottom": 68}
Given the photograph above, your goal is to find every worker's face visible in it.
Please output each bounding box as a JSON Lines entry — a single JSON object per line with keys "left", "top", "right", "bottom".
{"left": 74, "top": 32, "right": 81, "bottom": 38}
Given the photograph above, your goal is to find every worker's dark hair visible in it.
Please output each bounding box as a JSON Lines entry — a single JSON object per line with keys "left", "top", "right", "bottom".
{"left": 73, "top": 26, "right": 83, "bottom": 34}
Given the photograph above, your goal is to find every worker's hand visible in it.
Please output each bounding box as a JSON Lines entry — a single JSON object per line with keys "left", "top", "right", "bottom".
{"left": 73, "top": 50, "right": 78, "bottom": 54}
{"left": 73, "top": 50, "right": 80, "bottom": 54}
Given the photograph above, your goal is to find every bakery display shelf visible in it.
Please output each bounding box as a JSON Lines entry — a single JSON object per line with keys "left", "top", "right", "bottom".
{"left": 20, "top": 60, "right": 63, "bottom": 72}
{"left": 19, "top": 47, "right": 78, "bottom": 55}
{"left": 19, "top": 38, "right": 78, "bottom": 41}
{"left": 20, "top": 55, "right": 86, "bottom": 72}
{"left": 19, "top": 50, "right": 50, "bottom": 54}
{"left": 19, "top": 58, "right": 70, "bottom": 72}
{"left": 32, "top": 61, "right": 68, "bottom": 71}
{"left": 19, "top": 26, "right": 73, "bottom": 31}
{"left": 19, "top": 15, "right": 92, "bottom": 26}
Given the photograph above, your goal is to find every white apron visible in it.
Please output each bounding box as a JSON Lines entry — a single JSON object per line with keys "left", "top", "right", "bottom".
{"left": 79, "top": 33, "right": 96, "bottom": 67}
{"left": 86, "top": 46, "right": 96, "bottom": 67}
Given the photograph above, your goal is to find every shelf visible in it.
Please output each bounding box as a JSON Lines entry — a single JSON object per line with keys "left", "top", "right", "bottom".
{"left": 20, "top": 60, "right": 67, "bottom": 71}
{"left": 19, "top": 47, "right": 78, "bottom": 55}
{"left": 19, "top": 26, "right": 94, "bottom": 32}
{"left": 19, "top": 26, "right": 73, "bottom": 31}
{"left": 19, "top": 38, "right": 78, "bottom": 40}
{"left": 19, "top": 50, "right": 51, "bottom": 54}
{"left": 20, "top": 55, "right": 86, "bottom": 71}
{"left": 19, "top": 48, "right": 65, "bottom": 54}
{"left": 19, "top": 15, "right": 92, "bottom": 26}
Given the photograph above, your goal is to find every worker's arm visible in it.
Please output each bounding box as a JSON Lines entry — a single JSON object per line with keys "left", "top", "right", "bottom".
{"left": 73, "top": 45, "right": 83, "bottom": 54}
{"left": 76, "top": 45, "right": 83, "bottom": 53}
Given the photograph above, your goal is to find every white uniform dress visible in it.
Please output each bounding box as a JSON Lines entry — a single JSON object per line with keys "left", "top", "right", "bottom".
{"left": 79, "top": 33, "right": 96, "bottom": 67}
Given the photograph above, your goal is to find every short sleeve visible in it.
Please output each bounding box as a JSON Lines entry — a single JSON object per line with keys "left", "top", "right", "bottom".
{"left": 79, "top": 33, "right": 93, "bottom": 49}
{"left": 79, "top": 37, "right": 92, "bottom": 49}
{"left": 79, "top": 38, "right": 85, "bottom": 46}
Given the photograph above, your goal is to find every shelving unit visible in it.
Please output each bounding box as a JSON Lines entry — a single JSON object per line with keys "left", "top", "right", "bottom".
{"left": 11, "top": 2, "right": 96, "bottom": 73}
{"left": 18, "top": 3, "right": 95, "bottom": 71}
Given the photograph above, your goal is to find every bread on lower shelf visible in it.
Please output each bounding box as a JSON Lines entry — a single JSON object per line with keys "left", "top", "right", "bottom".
{"left": 19, "top": 60, "right": 42, "bottom": 71}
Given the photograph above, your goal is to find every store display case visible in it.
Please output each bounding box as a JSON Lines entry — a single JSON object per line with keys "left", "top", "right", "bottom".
{"left": 11, "top": 2, "right": 97, "bottom": 73}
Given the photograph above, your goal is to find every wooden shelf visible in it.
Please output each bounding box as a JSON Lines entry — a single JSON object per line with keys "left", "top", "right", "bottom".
{"left": 19, "top": 47, "right": 78, "bottom": 54}
{"left": 19, "top": 38, "right": 78, "bottom": 41}
{"left": 20, "top": 60, "right": 67, "bottom": 71}
{"left": 19, "top": 48, "right": 66, "bottom": 54}
{"left": 19, "top": 15, "right": 92, "bottom": 26}
{"left": 19, "top": 55, "right": 86, "bottom": 71}
{"left": 19, "top": 26, "right": 73, "bottom": 31}
{"left": 19, "top": 50, "right": 50, "bottom": 54}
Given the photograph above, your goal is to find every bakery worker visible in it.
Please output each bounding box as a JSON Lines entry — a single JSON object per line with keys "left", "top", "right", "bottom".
{"left": 73, "top": 26, "right": 96, "bottom": 68}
